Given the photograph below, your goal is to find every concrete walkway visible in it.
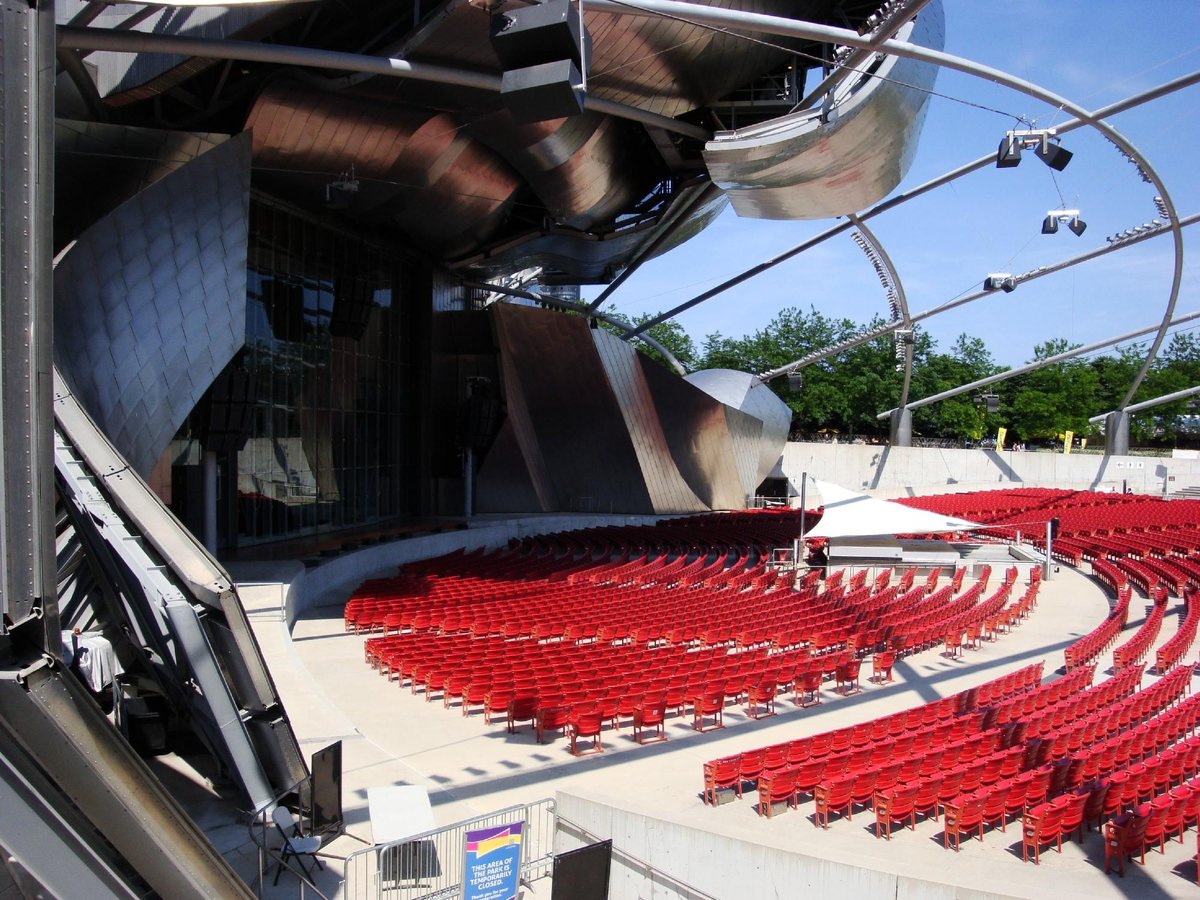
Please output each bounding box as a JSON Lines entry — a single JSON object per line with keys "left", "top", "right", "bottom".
{"left": 241, "top": 557, "right": 1200, "bottom": 899}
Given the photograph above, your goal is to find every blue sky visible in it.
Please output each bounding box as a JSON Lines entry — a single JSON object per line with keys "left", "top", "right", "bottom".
{"left": 582, "top": 1, "right": 1200, "bottom": 369}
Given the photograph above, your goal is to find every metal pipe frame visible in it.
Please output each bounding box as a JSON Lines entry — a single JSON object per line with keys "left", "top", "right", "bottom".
{"left": 55, "top": 26, "right": 713, "bottom": 141}
{"left": 1089, "top": 384, "right": 1200, "bottom": 423}
{"left": 586, "top": 180, "right": 724, "bottom": 312}
{"left": 461, "top": 281, "right": 689, "bottom": 375}
{"left": 761, "top": 211, "right": 1200, "bottom": 384}
{"left": 589, "top": 2, "right": 1184, "bottom": 405}
{"left": 847, "top": 213, "right": 914, "bottom": 408}
{"left": 877, "top": 307, "right": 1200, "bottom": 420}
{"left": 625, "top": 68, "right": 1200, "bottom": 340}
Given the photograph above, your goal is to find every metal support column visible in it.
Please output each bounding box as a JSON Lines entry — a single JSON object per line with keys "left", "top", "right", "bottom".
{"left": 1105, "top": 410, "right": 1131, "bottom": 456}
{"left": 890, "top": 408, "right": 913, "bottom": 447}
{"left": 202, "top": 450, "right": 218, "bottom": 553}
{"left": 1, "top": 0, "right": 58, "bottom": 650}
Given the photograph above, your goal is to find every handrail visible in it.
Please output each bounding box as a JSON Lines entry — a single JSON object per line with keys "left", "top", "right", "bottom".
{"left": 555, "top": 813, "right": 720, "bottom": 900}
{"left": 343, "top": 797, "right": 555, "bottom": 900}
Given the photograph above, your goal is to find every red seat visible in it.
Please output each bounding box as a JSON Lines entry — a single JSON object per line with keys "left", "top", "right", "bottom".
{"left": 745, "top": 681, "right": 778, "bottom": 719}
{"left": 943, "top": 795, "right": 984, "bottom": 850}
{"left": 758, "top": 768, "right": 799, "bottom": 818}
{"left": 1104, "top": 805, "right": 1152, "bottom": 876}
{"left": 794, "top": 670, "right": 823, "bottom": 707}
{"left": 505, "top": 695, "right": 538, "bottom": 733}
{"left": 834, "top": 660, "right": 861, "bottom": 696}
{"left": 874, "top": 784, "right": 920, "bottom": 839}
{"left": 703, "top": 756, "right": 742, "bottom": 805}
{"left": 632, "top": 698, "right": 668, "bottom": 744}
{"left": 536, "top": 705, "right": 572, "bottom": 743}
{"left": 870, "top": 650, "right": 895, "bottom": 684}
{"left": 1022, "top": 801, "right": 1066, "bottom": 863}
{"left": 692, "top": 689, "right": 726, "bottom": 732}
{"left": 569, "top": 709, "right": 605, "bottom": 756}
{"left": 814, "top": 777, "right": 855, "bottom": 828}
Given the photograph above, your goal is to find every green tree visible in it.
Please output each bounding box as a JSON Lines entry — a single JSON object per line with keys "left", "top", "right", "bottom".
{"left": 1008, "top": 340, "right": 1101, "bottom": 442}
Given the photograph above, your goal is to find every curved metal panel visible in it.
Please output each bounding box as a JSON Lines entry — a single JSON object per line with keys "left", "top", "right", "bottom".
{"left": 684, "top": 368, "right": 791, "bottom": 489}
{"left": 54, "top": 120, "right": 230, "bottom": 249}
{"left": 591, "top": 329, "right": 706, "bottom": 512}
{"left": 451, "top": 180, "right": 729, "bottom": 282}
{"left": 636, "top": 355, "right": 748, "bottom": 510}
{"left": 246, "top": 81, "right": 520, "bottom": 259}
{"left": 461, "top": 110, "right": 658, "bottom": 233}
{"left": 53, "top": 133, "right": 251, "bottom": 476}
{"left": 703, "top": 1, "right": 945, "bottom": 219}
{"left": 489, "top": 304, "right": 653, "bottom": 513}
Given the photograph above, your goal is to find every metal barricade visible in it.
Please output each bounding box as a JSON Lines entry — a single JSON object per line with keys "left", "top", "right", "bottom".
{"left": 343, "top": 798, "right": 555, "bottom": 900}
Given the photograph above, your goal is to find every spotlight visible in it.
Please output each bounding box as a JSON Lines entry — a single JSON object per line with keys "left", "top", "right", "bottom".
{"left": 984, "top": 274, "right": 1016, "bottom": 293}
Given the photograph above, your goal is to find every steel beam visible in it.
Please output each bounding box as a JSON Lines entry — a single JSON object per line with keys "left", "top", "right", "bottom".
{"left": 55, "top": 25, "right": 712, "bottom": 141}
{"left": 1, "top": 0, "right": 57, "bottom": 644}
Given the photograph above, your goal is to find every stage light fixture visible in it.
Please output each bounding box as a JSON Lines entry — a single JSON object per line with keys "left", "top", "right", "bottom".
{"left": 1042, "top": 209, "right": 1086, "bottom": 237}
{"left": 995, "top": 134, "right": 1022, "bottom": 168}
{"left": 996, "top": 129, "right": 1073, "bottom": 171}
{"left": 1034, "top": 135, "right": 1072, "bottom": 171}
{"left": 983, "top": 274, "right": 1016, "bottom": 293}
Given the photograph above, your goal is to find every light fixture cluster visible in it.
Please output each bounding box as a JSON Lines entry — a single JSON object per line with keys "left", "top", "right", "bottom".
{"left": 995, "top": 129, "right": 1073, "bottom": 171}
{"left": 893, "top": 327, "right": 915, "bottom": 372}
{"left": 1042, "top": 209, "right": 1087, "bottom": 237}
{"left": 855, "top": 0, "right": 918, "bottom": 36}
{"left": 850, "top": 230, "right": 900, "bottom": 320}
{"left": 1105, "top": 220, "right": 1166, "bottom": 245}
{"left": 983, "top": 274, "right": 1017, "bottom": 293}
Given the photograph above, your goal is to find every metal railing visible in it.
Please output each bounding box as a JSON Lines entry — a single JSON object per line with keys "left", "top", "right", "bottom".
{"left": 343, "top": 798, "right": 555, "bottom": 899}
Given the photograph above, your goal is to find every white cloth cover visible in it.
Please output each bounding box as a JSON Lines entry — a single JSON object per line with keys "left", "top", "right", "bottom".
{"left": 804, "top": 479, "right": 981, "bottom": 539}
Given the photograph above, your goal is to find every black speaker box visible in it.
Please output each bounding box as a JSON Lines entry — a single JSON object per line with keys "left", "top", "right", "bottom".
{"left": 490, "top": 0, "right": 589, "bottom": 70}
{"left": 500, "top": 60, "right": 585, "bottom": 124}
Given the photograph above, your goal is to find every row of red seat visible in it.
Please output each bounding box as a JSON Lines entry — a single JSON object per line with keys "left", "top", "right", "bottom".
{"left": 1155, "top": 589, "right": 1200, "bottom": 674}
{"left": 1065, "top": 586, "right": 1132, "bottom": 670}
{"left": 703, "top": 663, "right": 1044, "bottom": 805}
{"left": 1113, "top": 587, "right": 1170, "bottom": 672}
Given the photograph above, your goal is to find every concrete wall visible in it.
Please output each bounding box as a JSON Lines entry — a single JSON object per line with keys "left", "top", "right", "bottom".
{"left": 780, "top": 441, "right": 1200, "bottom": 500}
{"left": 228, "top": 513, "right": 666, "bottom": 628}
{"left": 555, "top": 791, "right": 1020, "bottom": 900}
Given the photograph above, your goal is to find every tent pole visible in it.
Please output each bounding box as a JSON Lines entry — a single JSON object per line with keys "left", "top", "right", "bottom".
{"left": 796, "top": 473, "right": 808, "bottom": 570}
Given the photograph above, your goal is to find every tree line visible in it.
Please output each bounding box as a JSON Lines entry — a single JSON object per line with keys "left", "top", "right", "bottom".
{"left": 620, "top": 307, "right": 1200, "bottom": 448}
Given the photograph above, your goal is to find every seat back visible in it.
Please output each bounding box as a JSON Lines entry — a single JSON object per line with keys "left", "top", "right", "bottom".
{"left": 272, "top": 805, "right": 297, "bottom": 835}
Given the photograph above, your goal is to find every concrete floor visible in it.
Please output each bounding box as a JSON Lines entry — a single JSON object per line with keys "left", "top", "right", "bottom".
{"left": 236, "top": 559, "right": 1200, "bottom": 899}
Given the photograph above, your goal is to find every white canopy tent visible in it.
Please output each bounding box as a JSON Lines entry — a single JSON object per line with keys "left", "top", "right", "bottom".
{"left": 803, "top": 478, "right": 982, "bottom": 539}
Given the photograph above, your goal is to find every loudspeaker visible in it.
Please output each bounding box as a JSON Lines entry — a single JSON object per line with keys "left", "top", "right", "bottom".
{"left": 490, "top": 0, "right": 589, "bottom": 70}
{"left": 500, "top": 60, "right": 585, "bottom": 123}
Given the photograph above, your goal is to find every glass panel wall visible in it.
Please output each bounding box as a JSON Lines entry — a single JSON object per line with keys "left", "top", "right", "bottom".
{"left": 234, "top": 196, "right": 416, "bottom": 545}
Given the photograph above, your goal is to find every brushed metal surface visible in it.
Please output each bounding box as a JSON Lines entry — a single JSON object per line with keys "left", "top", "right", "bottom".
{"left": 637, "top": 354, "right": 747, "bottom": 510}
{"left": 684, "top": 367, "right": 792, "bottom": 488}
{"left": 490, "top": 303, "right": 653, "bottom": 513}
{"left": 54, "top": 134, "right": 251, "bottom": 476}
{"left": 703, "top": 1, "right": 945, "bottom": 219}
{"left": 246, "top": 82, "right": 519, "bottom": 259}
{"left": 591, "top": 329, "right": 706, "bottom": 512}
